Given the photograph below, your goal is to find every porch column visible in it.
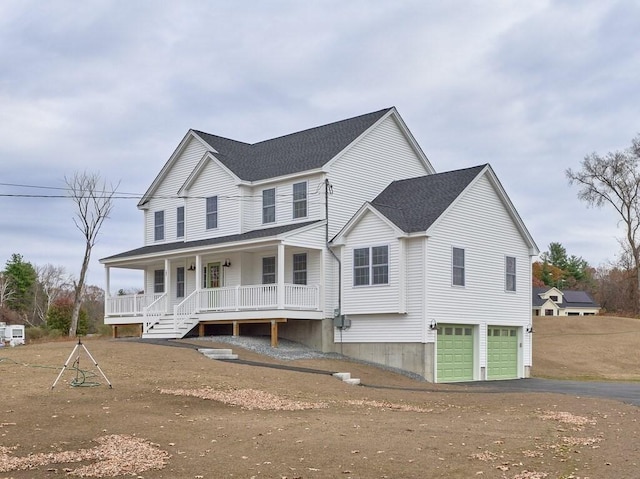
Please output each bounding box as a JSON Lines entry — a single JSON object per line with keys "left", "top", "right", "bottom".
{"left": 277, "top": 242, "right": 285, "bottom": 309}
{"left": 195, "top": 255, "right": 202, "bottom": 290}
{"left": 164, "top": 259, "right": 171, "bottom": 306}
{"left": 104, "top": 266, "right": 111, "bottom": 317}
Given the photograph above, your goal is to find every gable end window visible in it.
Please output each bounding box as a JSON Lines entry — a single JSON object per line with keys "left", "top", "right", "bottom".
{"left": 154, "top": 211, "right": 164, "bottom": 241}
{"left": 353, "top": 245, "right": 388, "bottom": 286}
{"left": 263, "top": 188, "right": 276, "bottom": 224}
{"left": 154, "top": 269, "right": 165, "bottom": 294}
{"left": 177, "top": 206, "right": 184, "bottom": 238}
{"left": 292, "top": 182, "right": 307, "bottom": 219}
{"left": 505, "top": 256, "right": 516, "bottom": 292}
{"left": 452, "top": 247, "right": 465, "bottom": 287}
{"left": 293, "top": 253, "right": 307, "bottom": 285}
{"left": 206, "top": 196, "right": 218, "bottom": 229}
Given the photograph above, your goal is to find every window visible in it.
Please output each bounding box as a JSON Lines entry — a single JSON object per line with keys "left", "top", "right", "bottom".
{"left": 544, "top": 309, "right": 554, "bottom": 316}
{"left": 293, "top": 253, "right": 307, "bottom": 285}
{"left": 154, "top": 211, "right": 164, "bottom": 241}
{"left": 206, "top": 196, "right": 218, "bottom": 229}
{"left": 262, "top": 188, "right": 275, "bottom": 223}
{"left": 353, "top": 246, "right": 388, "bottom": 286}
{"left": 262, "top": 256, "right": 276, "bottom": 284}
{"left": 549, "top": 295, "right": 558, "bottom": 302}
{"left": 177, "top": 206, "right": 184, "bottom": 238}
{"left": 154, "top": 269, "right": 164, "bottom": 293}
{"left": 452, "top": 247, "right": 465, "bottom": 286}
{"left": 176, "top": 267, "right": 185, "bottom": 298}
{"left": 505, "top": 256, "right": 516, "bottom": 292}
{"left": 292, "top": 182, "right": 307, "bottom": 219}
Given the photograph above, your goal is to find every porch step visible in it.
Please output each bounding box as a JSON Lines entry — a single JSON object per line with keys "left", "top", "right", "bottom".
{"left": 198, "top": 348, "right": 238, "bottom": 360}
{"left": 332, "top": 372, "right": 361, "bottom": 386}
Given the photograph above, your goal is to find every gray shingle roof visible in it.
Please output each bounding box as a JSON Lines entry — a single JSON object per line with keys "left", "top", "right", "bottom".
{"left": 193, "top": 108, "right": 392, "bottom": 181}
{"left": 370, "top": 165, "right": 486, "bottom": 233}
{"left": 101, "top": 220, "right": 322, "bottom": 262}
{"left": 532, "top": 287, "right": 599, "bottom": 308}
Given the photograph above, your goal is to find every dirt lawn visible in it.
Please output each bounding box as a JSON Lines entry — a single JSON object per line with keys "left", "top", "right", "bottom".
{"left": 1, "top": 336, "right": 639, "bottom": 478}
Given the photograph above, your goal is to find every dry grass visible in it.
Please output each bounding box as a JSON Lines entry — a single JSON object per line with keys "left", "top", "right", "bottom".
{"left": 532, "top": 315, "right": 640, "bottom": 380}
{"left": 0, "top": 334, "right": 639, "bottom": 478}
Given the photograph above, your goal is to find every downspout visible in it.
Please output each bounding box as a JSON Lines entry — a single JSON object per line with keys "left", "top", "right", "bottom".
{"left": 324, "top": 179, "right": 347, "bottom": 332}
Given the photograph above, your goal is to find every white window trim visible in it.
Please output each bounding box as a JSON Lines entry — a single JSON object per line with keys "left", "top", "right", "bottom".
{"left": 261, "top": 255, "right": 276, "bottom": 284}
{"left": 451, "top": 246, "right": 465, "bottom": 288}
{"left": 176, "top": 206, "right": 185, "bottom": 238}
{"left": 352, "top": 244, "right": 390, "bottom": 288}
{"left": 206, "top": 196, "right": 218, "bottom": 230}
{"left": 292, "top": 181, "right": 308, "bottom": 220}
{"left": 505, "top": 255, "right": 516, "bottom": 293}
{"left": 154, "top": 210, "right": 165, "bottom": 242}
{"left": 262, "top": 188, "right": 276, "bottom": 224}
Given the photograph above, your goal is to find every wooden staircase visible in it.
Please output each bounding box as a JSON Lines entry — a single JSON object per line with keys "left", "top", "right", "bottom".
{"left": 142, "top": 316, "right": 197, "bottom": 339}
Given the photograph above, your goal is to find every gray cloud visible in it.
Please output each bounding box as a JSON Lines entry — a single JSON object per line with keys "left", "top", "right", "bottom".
{"left": 0, "top": 0, "right": 637, "bottom": 290}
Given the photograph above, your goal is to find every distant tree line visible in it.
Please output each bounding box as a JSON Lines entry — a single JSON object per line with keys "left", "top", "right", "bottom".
{"left": 0, "top": 253, "right": 105, "bottom": 338}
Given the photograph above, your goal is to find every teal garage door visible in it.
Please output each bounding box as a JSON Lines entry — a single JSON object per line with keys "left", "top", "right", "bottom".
{"left": 487, "top": 326, "right": 518, "bottom": 380}
{"left": 437, "top": 325, "right": 474, "bottom": 382}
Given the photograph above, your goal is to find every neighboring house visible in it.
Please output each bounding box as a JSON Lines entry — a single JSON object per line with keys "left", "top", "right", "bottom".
{"left": 100, "top": 107, "right": 539, "bottom": 382}
{"left": 532, "top": 287, "right": 600, "bottom": 316}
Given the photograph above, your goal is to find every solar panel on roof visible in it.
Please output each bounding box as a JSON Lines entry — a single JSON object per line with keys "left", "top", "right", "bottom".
{"left": 563, "top": 291, "right": 592, "bottom": 303}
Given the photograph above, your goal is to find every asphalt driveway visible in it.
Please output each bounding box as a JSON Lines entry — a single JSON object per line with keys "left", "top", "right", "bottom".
{"left": 465, "top": 378, "right": 640, "bottom": 407}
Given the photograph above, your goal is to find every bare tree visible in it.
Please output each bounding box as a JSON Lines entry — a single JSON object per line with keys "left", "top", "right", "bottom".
{"left": 0, "top": 272, "right": 13, "bottom": 308}
{"left": 65, "top": 171, "right": 119, "bottom": 337}
{"left": 566, "top": 134, "right": 640, "bottom": 312}
{"left": 34, "top": 264, "right": 71, "bottom": 324}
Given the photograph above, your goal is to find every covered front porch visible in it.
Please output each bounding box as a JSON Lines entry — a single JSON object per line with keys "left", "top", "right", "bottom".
{"left": 102, "top": 231, "right": 326, "bottom": 340}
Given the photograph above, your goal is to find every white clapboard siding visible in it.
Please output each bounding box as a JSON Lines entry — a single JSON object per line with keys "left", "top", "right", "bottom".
{"left": 425, "top": 175, "right": 532, "bottom": 328}
{"left": 338, "top": 237, "right": 423, "bottom": 343}
{"left": 185, "top": 159, "right": 241, "bottom": 240}
{"left": 144, "top": 137, "right": 208, "bottom": 245}
{"left": 327, "top": 116, "right": 431, "bottom": 239}
{"left": 342, "top": 211, "right": 400, "bottom": 314}
{"left": 243, "top": 174, "right": 325, "bottom": 232}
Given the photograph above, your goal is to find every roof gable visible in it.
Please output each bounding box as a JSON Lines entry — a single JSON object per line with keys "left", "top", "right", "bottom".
{"left": 370, "top": 164, "right": 539, "bottom": 255}
{"left": 370, "top": 165, "right": 486, "bottom": 233}
{"left": 193, "top": 108, "right": 394, "bottom": 181}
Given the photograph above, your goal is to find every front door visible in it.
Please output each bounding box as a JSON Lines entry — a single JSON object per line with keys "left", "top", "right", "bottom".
{"left": 205, "top": 262, "right": 222, "bottom": 288}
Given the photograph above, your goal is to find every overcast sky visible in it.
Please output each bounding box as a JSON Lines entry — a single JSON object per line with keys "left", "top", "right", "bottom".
{"left": 1, "top": 1, "right": 639, "bottom": 292}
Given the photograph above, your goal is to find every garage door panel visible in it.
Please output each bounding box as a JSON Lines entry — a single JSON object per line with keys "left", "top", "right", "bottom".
{"left": 437, "top": 324, "right": 473, "bottom": 382}
{"left": 487, "top": 327, "right": 518, "bottom": 379}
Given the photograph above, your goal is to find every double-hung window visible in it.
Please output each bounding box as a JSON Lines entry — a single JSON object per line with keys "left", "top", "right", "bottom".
{"left": 154, "top": 211, "right": 164, "bottom": 241}
{"left": 206, "top": 196, "right": 218, "bottom": 229}
{"left": 505, "top": 256, "right": 516, "bottom": 292}
{"left": 293, "top": 253, "right": 307, "bottom": 285}
{"left": 262, "top": 188, "right": 276, "bottom": 223}
{"left": 176, "top": 206, "right": 184, "bottom": 238}
{"left": 452, "top": 247, "right": 465, "bottom": 286}
{"left": 176, "top": 267, "right": 185, "bottom": 298}
{"left": 292, "top": 182, "right": 307, "bottom": 219}
{"left": 154, "top": 269, "right": 165, "bottom": 294}
{"left": 353, "top": 246, "right": 388, "bottom": 286}
{"left": 262, "top": 256, "right": 276, "bottom": 284}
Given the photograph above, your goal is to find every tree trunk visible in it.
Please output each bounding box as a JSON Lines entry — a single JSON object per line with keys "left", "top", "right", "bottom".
{"left": 69, "top": 242, "right": 91, "bottom": 337}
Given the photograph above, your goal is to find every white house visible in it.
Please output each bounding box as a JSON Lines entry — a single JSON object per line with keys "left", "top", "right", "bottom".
{"left": 100, "top": 107, "right": 538, "bottom": 382}
{"left": 532, "top": 287, "right": 600, "bottom": 316}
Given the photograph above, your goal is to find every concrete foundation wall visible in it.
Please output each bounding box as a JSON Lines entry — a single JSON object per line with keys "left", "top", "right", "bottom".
{"left": 335, "top": 341, "right": 435, "bottom": 382}
{"left": 280, "top": 320, "right": 437, "bottom": 382}
{"left": 279, "top": 319, "right": 334, "bottom": 352}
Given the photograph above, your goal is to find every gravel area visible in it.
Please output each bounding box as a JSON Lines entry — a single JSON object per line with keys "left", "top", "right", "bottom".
{"left": 192, "top": 335, "right": 344, "bottom": 361}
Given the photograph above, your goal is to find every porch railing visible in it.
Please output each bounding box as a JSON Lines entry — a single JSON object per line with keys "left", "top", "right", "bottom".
{"left": 143, "top": 293, "right": 168, "bottom": 333}
{"left": 107, "top": 284, "right": 320, "bottom": 322}
{"left": 105, "top": 292, "right": 164, "bottom": 316}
